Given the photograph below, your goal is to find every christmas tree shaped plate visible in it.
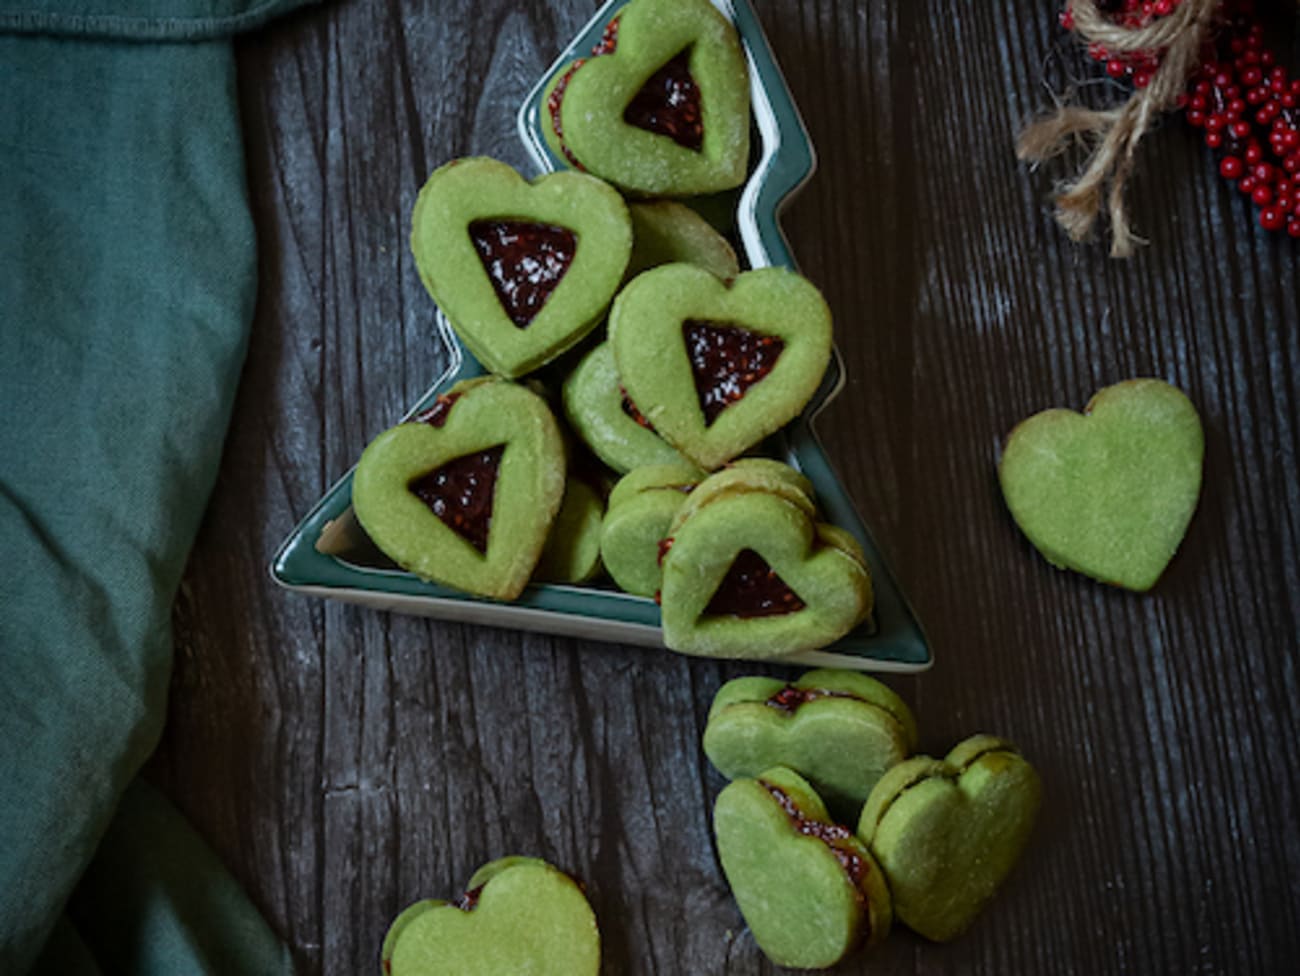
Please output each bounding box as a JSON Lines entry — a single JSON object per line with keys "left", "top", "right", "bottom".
{"left": 270, "top": 0, "right": 931, "bottom": 672}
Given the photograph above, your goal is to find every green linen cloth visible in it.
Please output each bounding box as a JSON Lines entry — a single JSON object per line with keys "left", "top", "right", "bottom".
{"left": 1, "top": 3, "right": 310, "bottom": 971}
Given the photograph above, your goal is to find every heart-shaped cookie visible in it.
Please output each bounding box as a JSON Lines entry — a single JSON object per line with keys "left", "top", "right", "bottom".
{"left": 659, "top": 487, "right": 871, "bottom": 658}
{"left": 534, "top": 474, "right": 605, "bottom": 584}
{"left": 625, "top": 200, "right": 740, "bottom": 282}
{"left": 410, "top": 157, "right": 632, "bottom": 378}
{"left": 666, "top": 458, "right": 817, "bottom": 535}
{"left": 714, "top": 766, "right": 892, "bottom": 969}
{"left": 383, "top": 856, "right": 599, "bottom": 976}
{"left": 998, "top": 378, "right": 1204, "bottom": 591}
{"left": 541, "top": 0, "right": 750, "bottom": 196}
{"left": 611, "top": 264, "right": 833, "bottom": 470}
{"left": 703, "top": 669, "right": 917, "bottom": 820}
{"left": 561, "top": 341, "right": 694, "bottom": 474}
{"left": 600, "top": 463, "right": 703, "bottom": 596}
{"left": 858, "top": 735, "right": 1041, "bottom": 942}
{"left": 352, "top": 378, "right": 566, "bottom": 600}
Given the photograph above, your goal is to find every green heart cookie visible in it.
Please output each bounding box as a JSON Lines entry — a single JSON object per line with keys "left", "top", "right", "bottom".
{"left": 667, "top": 458, "right": 817, "bottom": 535}
{"left": 535, "top": 475, "right": 605, "bottom": 584}
{"left": 352, "top": 378, "right": 566, "bottom": 600}
{"left": 703, "top": 669, "right": 917, "bottom": 819}
{"left": 858, "top": 735, "right": 1041, "bottom": 943}
{"left": 542, "top": 0, "right": 750, "bottom": 196}
{"left": 999, "top": 378, "right": 1204, "bottom": 591}
{"left": 714, "top": 766, "right": 892, "bottom": 969}
{"left": 660, "top": 488, "right": 871, "bottom": 658}
{"left": 382, "top": 856, "right": 599, "bottom": 976}
{"left": 410, "top": 157, "right": 632, "bottom": 378}
{"left": 561, "top": 341, "right": 694, "bottom": 474}
{"left": 600, "top": 463, "right": 703, "bottom": 596}
{"left": 625, "top": 200, "right": 740, "bottom": 282}
{"left": 610, "top": 264, "right": 833, "bottom": 470}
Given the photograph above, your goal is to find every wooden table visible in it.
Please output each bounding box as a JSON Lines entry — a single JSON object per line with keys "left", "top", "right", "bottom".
{"left": 148, "top": 1, "right": 1300, "bottom": 972}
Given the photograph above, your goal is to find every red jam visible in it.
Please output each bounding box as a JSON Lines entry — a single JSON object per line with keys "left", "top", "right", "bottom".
{"left": 547, "top": 61, "right": 587, "bottom": 169}
{"left": 413, "top": 391, "right": 464, "bottom": 428}
{"left": 759, "top": 780, "right": 872, "bottom": 933}
{"left": 453, "top": 884, "right": 485, "bottom": 912}
{"left": 468, "top": 220, "right": 577, "bottom": 328}
{"left": 657, "top": 536, "right": 674, "bottom": 566}
{"left": 592, "top": 15, "right": 620, "bottom": 55}
{"left": 765, "top": 686, "right": 858, "bottom": 713}
{"left": 683, "top": 320, "right": 785, "bottom": 426}
{"left": 408, "top": 445, "right": 505, "bottom": 554}
{"left": 620, "top": 385, "right": 655, "bottom": 431}
{"left": 624, "top": 50, "right": 703, "bottom": 151}
{"left": 704, "top": 549, "right": 805, "bottom": 618}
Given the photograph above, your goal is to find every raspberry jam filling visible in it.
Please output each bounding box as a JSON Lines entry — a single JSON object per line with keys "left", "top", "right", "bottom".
{"left": 765, "top": 686, "right": 859, "bottom": 713}
{"left": 408, "top": 445, "right": 505, "bottom": 554}
{"left": 704, "top": 549, "right": 805, "bottom": 618}
{"left": 413, "top": 390, "right": 464, "bottom": 428}
{"left": 683, "top": 320, "right": 785, "bottom": 426}
{"left": 620, "top": 385, "right": 655, "bottom": 431}
{"left": 624, "top": 49, "right": 703, "bottom": 151}
{"left": 468, "top": 220, "right": 577, "bottom": 328}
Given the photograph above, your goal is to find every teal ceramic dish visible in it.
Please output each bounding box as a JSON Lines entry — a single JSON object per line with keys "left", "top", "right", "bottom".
{"left": 270, "top": 0, "right": 931, "bottom": 672}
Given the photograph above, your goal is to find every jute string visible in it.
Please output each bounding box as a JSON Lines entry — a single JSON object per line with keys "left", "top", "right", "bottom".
{"left": 1017, "top": 0, "right": 1222, "bottom": 257}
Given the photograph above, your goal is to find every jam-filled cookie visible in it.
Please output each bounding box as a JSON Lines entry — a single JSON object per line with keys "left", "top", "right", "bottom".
{"left": 410, "top": 157, "right": 632, "bottom": 378}
{"left": 659, "top": 476, "right": 871, "bottom": 658}
{"left": 382, "top": 856, "right": 600, "bottom": 976}
{"left": 610, "top": 264, "right": 832, "bottom": 470}
{"left": 858, "top": 736, "right": 1041, "bottom": 942}
{"left": 714, "top": 766, "right": 892, "bottom": 969}
{"left": 351, "top": 378, "right": 566, "bottom": 600}
{"left": 703, "top": 669, "right": 917, "bottom": 820}
{"left": 542, "top": 0, "right": 750, "bottom": 196}
{"left": 600, "top": 463, "right": 703, "bottom": 597}
{"left": 561, "top": 341, "right": 694, "bottom": 474}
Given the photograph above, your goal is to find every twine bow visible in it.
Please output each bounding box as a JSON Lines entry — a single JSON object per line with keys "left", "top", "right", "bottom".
{"left": 1017, "top": 0, "right": 1222, "bottom": 257}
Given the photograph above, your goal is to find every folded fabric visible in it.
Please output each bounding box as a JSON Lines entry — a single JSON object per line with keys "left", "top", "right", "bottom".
{"left": 0, "top": 3, "right": 311, "bottom": 971}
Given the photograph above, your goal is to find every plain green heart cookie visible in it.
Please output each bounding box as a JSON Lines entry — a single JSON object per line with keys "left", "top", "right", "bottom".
{"left": 352, "top": 378, "right": 566, "bottom": 600}
{"left": 611, "top": 264, "right": 833, "bottom": 470}
{"left": 858, "top": 735, "right": 1041, "bottom": 943}
{"left": 714, "top": 766, "right": 892, "bottom": 969}
{"left": 660, "top": 488, "right": 871, "bottom": 658}
{"left": 382, "top": 856, "right": 599, "bottom": 976}
{"left": 542, "top": 0, "right": 750, "bottom": 196}
{"left": 999, "top": 378, "right": 1204, "bottom": 591}
{"left": 410, "top": 157, "right": 631, "bottom": 378}
{"left": 625, "top": 200, "right": 740, "bottom": 282}
{"left": 703, "top": 669, "right": 917, "bottom": 819}
{"left": 562, "top": 341, "right": 694, "bottom": 473}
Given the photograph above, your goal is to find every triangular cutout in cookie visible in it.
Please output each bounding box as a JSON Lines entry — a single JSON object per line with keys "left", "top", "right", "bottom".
{"left": 705, "top": 548, "right": 806, "bottom": 617}
{"left": 683, "top": 319, "right": 785, "bottom": 426}
{"left": 468, "top": 219, "right": 578, "bottom": 328}
{"left": 408, "top": 444, "right": 506, "bottom": 554}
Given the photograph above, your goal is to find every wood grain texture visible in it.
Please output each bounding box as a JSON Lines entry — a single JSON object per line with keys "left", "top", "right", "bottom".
{"left": 148, "top": 1, "right": 1300, "bottom": 973}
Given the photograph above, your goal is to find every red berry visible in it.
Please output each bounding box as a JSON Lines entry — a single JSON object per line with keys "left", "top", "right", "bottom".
{"left": 1260, "top": 206, "right": 1285, "bottom": 231}
{"left": 1221, "top": 156, "right": 1245, "bottom": 179}
{"left": 1252, "top": 185, "right": 1273, "bottom": 206}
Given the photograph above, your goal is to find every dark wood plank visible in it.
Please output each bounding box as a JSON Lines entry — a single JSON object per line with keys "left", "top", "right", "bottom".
{"left": 150, "top": 0, "right": 1300, "bottom": 973}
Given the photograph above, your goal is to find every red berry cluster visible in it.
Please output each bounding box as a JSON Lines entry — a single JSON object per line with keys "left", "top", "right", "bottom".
{"left": 1185, "top": 3, "right": 1300, "bottom": 237}
{"left": 1062, "top": 0, "right": 1185, "bottom": 88}
{"left": 1061, "top": 0, "right": 1299, "bottom": 237}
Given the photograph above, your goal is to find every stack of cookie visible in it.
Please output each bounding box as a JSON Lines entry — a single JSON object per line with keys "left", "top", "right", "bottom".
{"left": 347, "top": 0, "right": 871, "bottom": 659}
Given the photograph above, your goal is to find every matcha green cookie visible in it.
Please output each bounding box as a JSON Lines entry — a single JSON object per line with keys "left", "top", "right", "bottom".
{"left": 352, "top": 378, "right": 566, "bottom": 600}
{"left": 859, "top": 735, "right": 1041, "bottom": 942}
{"left": 561, "top": 341, "right": 693, "bottom": 473}
{"left": 998, "top": 378, "right": 1203, "bottom": 591}
{"left": 659, "top": 488, "right": 871, "bottom": 658}
{"left": 382, "top": 857, "right": 599, "bottom": 976}
{"left": 610, "top": 264, "right": 833, "bottom": 470}
{"left": 714, "top": 766, "right": 891, "bottom": 969}
{"left": 600, "top": 463, "right": 703, "bottom": 596}
{"left": 542, "top": 0, "right": 750, "bottom": 196}
{"left": 626, "top": 200, "right": 739, "bottom": 281}
{"left": 667, "top": 458, "right": 816, "bottom": 535}
{"left": 703, "top": 669, "right": 917, "bottom": 819}
{"left": 410, "top": 157, "right": 632, "bottom": 378}
{"left": 535, "top": 475, "right": 605, "bottom": 583}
